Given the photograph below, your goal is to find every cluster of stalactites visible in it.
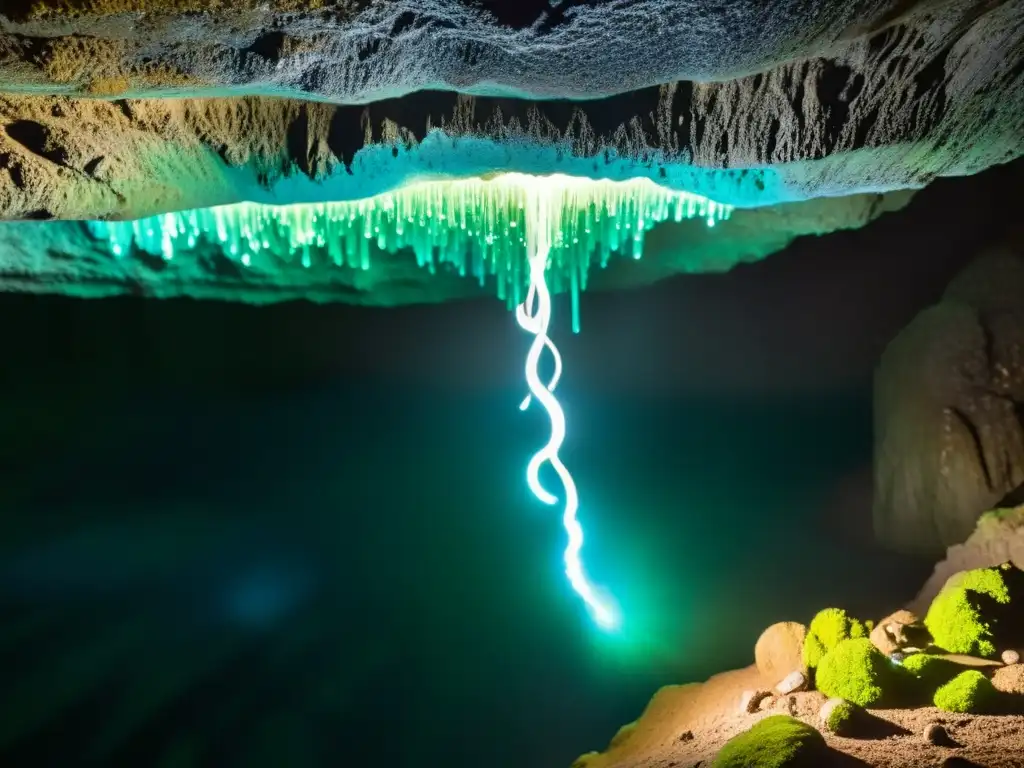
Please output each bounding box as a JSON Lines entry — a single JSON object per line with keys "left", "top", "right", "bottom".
{"left": 86, "top": 173, "right": 733, "bottom": 328}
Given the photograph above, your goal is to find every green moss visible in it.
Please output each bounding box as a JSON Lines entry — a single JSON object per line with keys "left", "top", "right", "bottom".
{"left": 815, "top": 638, "right": 906, "bottom": 707}
{"left": 823, "top": 700, "right": 856, "bottom": 734}
{"left": 925, "top": 567, "right": 1011, "bottom": 657}
{"left": 802, "top": 608, "right": 869, "bottom": 670}
{"left": 712, "top": 715, "right": 825, "bottom": 768}
{"left": 933, "top": 670, "right": 997, "bottom": 713}
{"left": 900, "top": 653, "right": 964, "bottom": 689}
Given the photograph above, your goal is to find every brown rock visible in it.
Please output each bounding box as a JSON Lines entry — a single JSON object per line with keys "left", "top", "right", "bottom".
{"left": 869, "top": 609, "right": 921, "bottom": 655}
{"left": 1001, "top": 649, "right": 1021, "bottom": 665}
{"left": 992, "top": 664, "right": 1024, "bottom": 695}
{"left": 739, "top": 689, "right": 772, "bottom": 714}
{"left": 923, "top": 722, "right": 951, "bottom": 745}
{"left": 754, "top": 622, "right": 806, "bottom": 683}
{"left": 874, "top": 249, "right": 1024, "bottom": 558}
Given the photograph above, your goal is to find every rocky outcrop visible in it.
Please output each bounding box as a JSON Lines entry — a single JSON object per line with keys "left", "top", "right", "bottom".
{"left": 0, "top": 0, "right": 1019, "bottom": 221}
{"left": 874, "top": 249, "right": 1024, "bottom": 556}
{"left": 0, "top": 0, "right": 1019, "bottom": 302}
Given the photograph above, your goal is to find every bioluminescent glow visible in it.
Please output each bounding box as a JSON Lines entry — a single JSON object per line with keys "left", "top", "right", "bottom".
{"left": 84, "top": 172, "right": 735, "bottom": 627}
{"left": 516, "top": 185, "right": 618, "bottom": 630}
{"left": 86, "top": 173, "right": 733, "bottom": 330}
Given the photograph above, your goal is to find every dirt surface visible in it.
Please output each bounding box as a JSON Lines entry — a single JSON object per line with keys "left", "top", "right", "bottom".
{"left": 581, "top": 663, "right": 1024, "bottom": 768}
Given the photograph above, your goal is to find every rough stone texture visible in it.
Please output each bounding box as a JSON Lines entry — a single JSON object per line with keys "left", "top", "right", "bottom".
{"left": 755, "top": 622, "right": 808, "bottom": 686}
{"left": 992, "top": 663, "right": 1024, "bottom": 694}
{"left": 874, "top": 248, "right": 1024, "bottom": 556}
{"left": 0, "top": 0, "right": 1018, "bottom": 303}
{"left": 908, "top": 507, "right": 1024, "bottom": 614}
{"left": 870, "top": 609, "right": 923, "bottom": 655}
{"left": 0, "top": 0, "right": 1020, "bottom": 216}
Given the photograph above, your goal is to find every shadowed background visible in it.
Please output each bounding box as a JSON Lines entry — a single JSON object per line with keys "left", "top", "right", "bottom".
{"left": 0, "top": 161, "right": 1020, "bottom": 768}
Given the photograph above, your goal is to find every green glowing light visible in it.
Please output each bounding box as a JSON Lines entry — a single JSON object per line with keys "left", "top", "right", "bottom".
{"left": 86, "top": 174, "right": 732, "bottom": 328}
{"left": 516, "top": 187, "right": 618, "bottom": 630}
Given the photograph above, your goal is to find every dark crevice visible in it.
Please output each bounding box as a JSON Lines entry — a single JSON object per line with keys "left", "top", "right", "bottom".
{"left": 949, "top": 405, "right": 993, "bottom": 491}
{"left": 817, "top": 62, "right": 854, "bottom": 150}
{"left": 5, "top": 120, "right": 69, "bottom": 168}
{"left": 765, "top": 116, "right": 781, "bottom": 161}
{"left": 21, "top": 209, "right": 53, "bottom": 220}
{"left": 286, "top": 105, "right": 311, "bottom": 176}
{"left": 244, "top": 30, "right": 288, "bottom": 62}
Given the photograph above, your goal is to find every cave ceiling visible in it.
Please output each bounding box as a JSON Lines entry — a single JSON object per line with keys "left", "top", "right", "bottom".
{"left": 0, "top": 0, "right": 1019, "bottom": 305}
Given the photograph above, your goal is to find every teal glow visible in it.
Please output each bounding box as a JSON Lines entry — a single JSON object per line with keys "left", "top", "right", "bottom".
{"left": 85, "top": 174, "right": 733, "bottom": 329}
{"left": 516, "top": 196, "right": 617, "bottom": 630}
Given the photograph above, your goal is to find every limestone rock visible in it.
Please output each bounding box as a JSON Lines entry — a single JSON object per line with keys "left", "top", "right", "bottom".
{"left": 0, "top": 0, "right": 1018, "bottom": 303}
{"left": 775, "top": 671, "right": 807, "bottom": 695}
{"left": 870, "top": 610, "right": 925, "bottom": 655}
{"left": 755, "top": 622, "right": 807, "bottom": 684}
{"left": 1002, "top": 649, "right": 1021, "bottom": 665}
{"left": 875, "top": 248, "right": 1024, "bottom": 557}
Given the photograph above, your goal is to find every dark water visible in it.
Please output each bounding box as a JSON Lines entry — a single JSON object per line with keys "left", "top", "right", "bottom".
{"left": 0, "top": 364, "right": 931, "bottom": 768}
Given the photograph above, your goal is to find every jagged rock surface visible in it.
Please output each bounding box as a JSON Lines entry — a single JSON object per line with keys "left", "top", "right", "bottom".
{"left": 0, "top": 0, "right": 1020, "bottom": 218}
{"left": 874, "top": 248, "right": 1024, "bottom": 556}
{"left": 0, "top": 0, "right": 1019, "bottom": 302}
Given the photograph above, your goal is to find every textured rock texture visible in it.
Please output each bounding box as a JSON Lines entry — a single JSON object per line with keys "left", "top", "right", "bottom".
{"left": 0, "top": 0, "right": 1020, "bottom": 218}
{"left": 908, "top": 507, "right": 1024, "bottom": 613}
{"left": 875, "top": 248, "right": 1024, "bottom": 556}
{"left": 0, "top": 0, "right": 1019, "bottom": 303}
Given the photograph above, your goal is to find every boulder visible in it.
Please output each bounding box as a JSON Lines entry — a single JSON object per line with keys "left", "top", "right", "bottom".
{"left": 874, "top": 247, "right": 1024, "bottom": 556}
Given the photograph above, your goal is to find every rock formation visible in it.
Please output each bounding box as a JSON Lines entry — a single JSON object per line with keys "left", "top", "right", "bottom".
{"left": 0, "top": 0, "right": 1019, "bottom": 303}
{"left": 874, "top": 246, "right": 1024, "bottom": 556}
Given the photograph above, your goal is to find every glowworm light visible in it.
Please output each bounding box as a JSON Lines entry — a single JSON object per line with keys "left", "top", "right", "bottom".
{"left": 515, "top": 188, "right": 618, "bottom": 629}
{"left": 84, "top": 173, "right": 735, "bottom": 627}
{"left": 86, "top": 173, "right": 733, "bottom": 332}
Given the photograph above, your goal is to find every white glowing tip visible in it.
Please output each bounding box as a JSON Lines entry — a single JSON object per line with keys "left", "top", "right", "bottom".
{"left": 515, "top": 189, "right": 618, "bottom": 630}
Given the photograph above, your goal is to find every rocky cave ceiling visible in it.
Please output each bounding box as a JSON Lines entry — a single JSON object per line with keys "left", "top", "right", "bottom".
{"left": 0, "top": 0, "right": 1020, "bottom": 304}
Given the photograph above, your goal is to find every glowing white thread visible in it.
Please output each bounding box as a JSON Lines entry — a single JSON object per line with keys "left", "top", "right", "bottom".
{"left": 516, "top": 195, "right": 617, "bottom": 630}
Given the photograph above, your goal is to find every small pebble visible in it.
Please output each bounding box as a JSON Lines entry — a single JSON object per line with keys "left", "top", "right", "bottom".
{"left": 775, "top": 670, "right": 806, "bottom": 695}
{"left": 1002, "top": 649, "right": 1020, "bottom": 665}
{"left": 924, "top": 722, "right": 950, "bottom": 746}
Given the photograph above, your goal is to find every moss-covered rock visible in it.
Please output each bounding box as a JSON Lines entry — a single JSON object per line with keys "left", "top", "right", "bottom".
{"left": 933, "top": 670, "right": 997, "bottom": 713}
{"left": 712, "top": 715, "right": 825, "bottom": 768}
{"left": 815, "top": 638, "right": 907, "bottom": 707}
{"left": 900, "top": 653, "right": 965, "bottom": 690}
{"left": 925, "top": 566, "right": 1011, "bottom": 657}
{"left": 802, "top": 608, "right": 869, "bottom": 670}
{"left": 819, "top": 698, "right": 857, "bottom": 735}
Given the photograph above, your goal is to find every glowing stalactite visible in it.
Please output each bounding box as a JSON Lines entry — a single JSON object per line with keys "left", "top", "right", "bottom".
{"left": 516, "top": 188, "right": 618, "bottom": 630}
{"left": 86, "top": 174, "right": 733, "bottom": 330}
